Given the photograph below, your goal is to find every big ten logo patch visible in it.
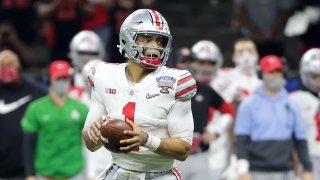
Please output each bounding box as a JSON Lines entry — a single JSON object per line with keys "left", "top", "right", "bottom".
{"left": 105, "top": 88, "right": 117, "bottom": 94}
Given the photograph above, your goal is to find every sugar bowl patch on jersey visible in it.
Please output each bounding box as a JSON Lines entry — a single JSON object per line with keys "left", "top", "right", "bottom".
{"left": 175, "top": 71, "right": 197, "bottom": 100}
{"left": 157, "top": 76, "right": 176, "bottom": 94}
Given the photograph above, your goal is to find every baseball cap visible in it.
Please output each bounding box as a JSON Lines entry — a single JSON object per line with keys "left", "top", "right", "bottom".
{"left": 49, "top": 60, "right": 72, "bottom": 79}
{"left": 175, "top": 47, "right": 194, "bottom": 63}
{"left": 259, "top": 55, "right": 283, "bottom": 73}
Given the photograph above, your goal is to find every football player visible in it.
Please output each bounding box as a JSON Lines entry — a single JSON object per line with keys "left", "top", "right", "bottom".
{"left": 68, "top": 31, "right": 111, "bottom": 180}
{"left": 82, "top": 9, "right": 197, "bottom": 180}
{"left": 174, "top": 47, "right": 235, "bottom": 180}
{"left": 68, "top": 30, "right": 105, "bottom": 103}
{"left": 289, "top": 48, "right": 320, "bottom": 180}
{"left": 190, "top": 40, "right": 235, "bottom": 178}
{"left": 211, "top": 38, "right": 262, "bottom": 105}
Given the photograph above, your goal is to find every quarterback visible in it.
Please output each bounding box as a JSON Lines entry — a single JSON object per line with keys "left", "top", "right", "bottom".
{"left": 82, "top": 9, "right": 197, "bottom": 180}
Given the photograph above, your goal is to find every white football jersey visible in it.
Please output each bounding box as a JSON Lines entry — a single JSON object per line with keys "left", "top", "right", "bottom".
{"left": 211, "top": 68, "right": 261, "bottom": 103}
{"left": 289, "top": 90, "right": 320, "bottom": 156}
{"left": 85, "top": 62, "right": 197, "bottom": 172}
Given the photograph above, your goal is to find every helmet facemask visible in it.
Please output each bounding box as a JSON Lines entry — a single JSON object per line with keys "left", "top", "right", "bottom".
{"left": 302, "top": 71, "right": 320, "bottom": 93}
{"left": 121, "top": 30, "right": 171, "bottom": 70}
{"left": 74, "top": 51, "right": 100, "bottom": 71}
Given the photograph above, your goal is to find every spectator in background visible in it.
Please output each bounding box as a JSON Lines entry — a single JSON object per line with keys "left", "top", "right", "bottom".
{"left": 235, "top": 55, "right": 313, "bottom": 180}
{"left": 212, "top": 39, "right": 262, "bottom": 179}
{"left": 175, "top": 47, "right": 235, "bottom": 180}
{"left": 21, "top": 60, "right": 88, "bottom": 180}
{"left": 68, "top": 30, "right": 111, "bottom": 180}
{"left": 0, "top": 50, "right": 45, "bottom": 180}
{"left": 0, "top": 0, "right": 38, "bottom": 45}
{"left": 0, "top": 22, "right": 33, "bottom": 67}
{"left": 190, "top": 40, "right": 236, "bottom": 179}
{"left": 81, "top": 0, "right": 114, "bottom": 56}
{"left": 232, "top": 0, "right": 292, "bottom": 57}
{"left": 68, "top": 30, "right": 105, "bottom": 95}
{"left": 212, "top": 38, "right": 261, "bottom": 108}
{"left": 290, "top": 48, "right": 320, "bottom": 180}
{"left": 36, "top": 0, "right": 92, "bottom": 61}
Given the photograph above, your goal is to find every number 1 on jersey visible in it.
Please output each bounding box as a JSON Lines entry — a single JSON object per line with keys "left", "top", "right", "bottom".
{"left": 122, "top": 102, "right": 136, "bottom": 122}
{"left": 122, "top": 102, "right": 139, "bottom": 152}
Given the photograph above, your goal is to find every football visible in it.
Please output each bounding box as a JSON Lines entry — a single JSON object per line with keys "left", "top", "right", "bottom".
{"left": 100, "top": 119, "right": 133, "bottom": 153}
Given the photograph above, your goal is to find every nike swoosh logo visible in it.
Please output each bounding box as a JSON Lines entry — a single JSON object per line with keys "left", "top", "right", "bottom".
{"left": 146, "top": 93, "right": 160, "bottom": 99}
{"left": 0, "top": 95, "right": 32, "bottom": 114}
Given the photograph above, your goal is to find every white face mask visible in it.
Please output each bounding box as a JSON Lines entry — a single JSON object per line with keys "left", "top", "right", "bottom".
{"left": 264, "top": 77, "right": 286, "bottom": 92}
{"left": 235, "top": 51, "right": 258, "bottom": 73}
{"left": 51, "top": 79, "right": 70, "bottom": 96}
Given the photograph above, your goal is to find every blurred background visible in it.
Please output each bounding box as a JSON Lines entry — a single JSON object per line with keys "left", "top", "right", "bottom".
{"left": 0, "top": 0, "right": 319, "bottom": 85}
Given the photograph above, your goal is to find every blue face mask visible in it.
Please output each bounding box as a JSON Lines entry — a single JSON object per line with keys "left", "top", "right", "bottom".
{"left": 264, "top": 77, "right": 286, "bottom": 92}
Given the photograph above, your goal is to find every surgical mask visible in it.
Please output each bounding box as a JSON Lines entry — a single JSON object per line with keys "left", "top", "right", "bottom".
{"left": 195, "top": 69, "right": 216, "bottom": 84}
{"left": 0, "top": 66, "right": 19, "bottom": 84}
{"left": 235, "top": 51, "right": 258, "bottom": 73}
{"left": 264, "top": 77, "right": 286, "bottom": 92}
{"left": 51, "top": 79, "right": 70, "bottom": 96}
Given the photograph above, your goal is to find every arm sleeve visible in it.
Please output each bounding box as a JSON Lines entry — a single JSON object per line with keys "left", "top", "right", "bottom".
{"left": 167, "top": 100, "right": 194, "bottom": 145}
{"left": 206, "top": 87, "right": 235, "bottom": 134}
{"left": 236, "top": 135, "right": 250, "bottom": 160}
{"left": 209, "top": 88, "right": 224, "bottom": 108}
{"left": 292, "top": 103, "right": 306, "bottom": 140}
{"left": 21, "top": 103, "right": 38, "bottom": 133}
{"left": 23, "top": 133, "right": 37, "bottom": 176}
{"left": 234, "top": 100, "right": 252, "bottom": 160}
{"left": 294, "top": 139, "right": 312, "bottom": 171}
{"left": 234, "top": 100, "right": 251, "bottom": 136}
{"left": 291, "top": 103, "right": 312, "bottom": 171}
{"left": 84, "top": 90, "right": 107, "bottom": 128}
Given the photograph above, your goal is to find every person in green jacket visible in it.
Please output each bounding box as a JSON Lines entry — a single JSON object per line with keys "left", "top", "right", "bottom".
{"left": 21, "top": 60, "right": 88, "bottom": 180}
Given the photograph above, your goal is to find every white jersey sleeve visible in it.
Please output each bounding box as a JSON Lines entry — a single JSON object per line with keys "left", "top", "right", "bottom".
{"left": 167, "top": 100, "right": 194, "bottom": 144}
{"left": 169, "top": 70, "right": 196, "bottom": 144}
{"left": 84, "top": 63, "right": 108, "bottom": 128}
{"left": 175, "top": 71, "right": 197, "bottom": 101}
{"left": 84, "top": 90, "right": 107, "bottom": 128}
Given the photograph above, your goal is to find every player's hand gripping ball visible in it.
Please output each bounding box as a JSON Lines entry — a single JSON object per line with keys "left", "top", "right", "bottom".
{"left": 100, "top": 119, "right": 133, "bottom": 153}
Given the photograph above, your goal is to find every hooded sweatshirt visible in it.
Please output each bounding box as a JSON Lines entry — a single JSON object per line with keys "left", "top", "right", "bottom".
{"left": 235, "top": 86, "right": 312, "bottom": 172}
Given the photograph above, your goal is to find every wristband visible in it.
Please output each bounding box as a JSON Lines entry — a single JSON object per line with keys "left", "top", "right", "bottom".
{"left": 238, "top": 159, "right": 250, "bottom": 174}
{"left": 143, "top": 133, "right": 161, "bottom": 151}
